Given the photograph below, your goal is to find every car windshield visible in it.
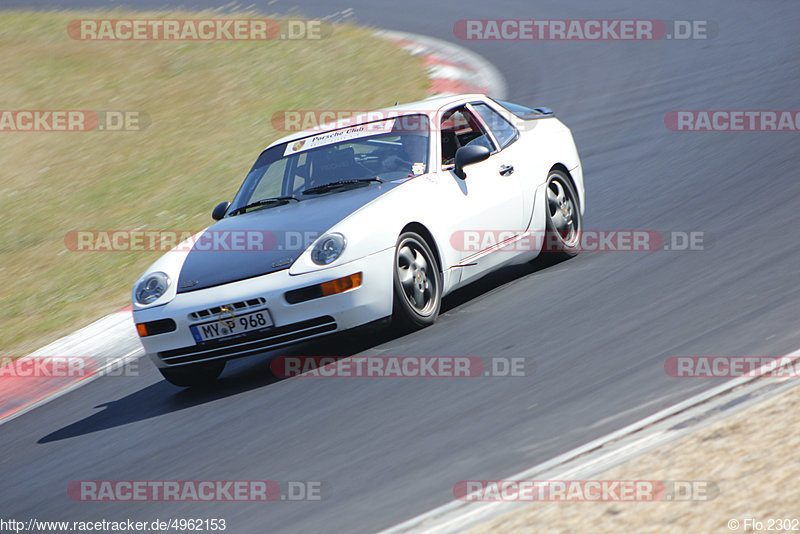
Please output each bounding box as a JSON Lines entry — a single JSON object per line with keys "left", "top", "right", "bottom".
{"left": 228, "top": 115, "right": 430, "bottom": 215}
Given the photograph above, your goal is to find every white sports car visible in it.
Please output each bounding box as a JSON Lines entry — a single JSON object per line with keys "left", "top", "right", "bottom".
{"left": 132, "top": 94, "right": 584, "bottom": 386}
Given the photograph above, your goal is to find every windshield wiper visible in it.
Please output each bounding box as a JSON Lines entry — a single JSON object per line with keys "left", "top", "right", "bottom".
{"left": 302, "top": 177, "right": 383, "bottom": 196}
{"left": 229, "top": 196, "right": 299, "bottom": 216}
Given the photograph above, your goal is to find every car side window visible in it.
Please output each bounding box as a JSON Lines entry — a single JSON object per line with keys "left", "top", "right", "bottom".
{"left": 439, "top": 106, "right": 496, "bottom": 166}
{"left": 472, "top": 103, "right": 519, "bottom": 149}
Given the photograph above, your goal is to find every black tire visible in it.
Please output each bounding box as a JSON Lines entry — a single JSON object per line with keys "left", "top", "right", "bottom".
{"left": 543, "top": 170, "right": 582, "bottom": 261}
{"left": 392, "top": 232, "right": 442, "bottom": 330}
{"left": 158, "top": 360, "right": 225, "bottom": 388}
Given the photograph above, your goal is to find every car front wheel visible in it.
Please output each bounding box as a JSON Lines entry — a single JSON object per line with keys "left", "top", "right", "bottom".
{"left": 392, "top": 232, "right": 441, "bottom": 329}
{"left": 544, "top": 170, "right": 582, "bottom": 260}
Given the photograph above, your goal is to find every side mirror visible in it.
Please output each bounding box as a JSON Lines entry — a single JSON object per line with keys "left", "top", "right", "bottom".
{"left": 212, "top": 201, "right": 231, "bottom": 221}
{"left": 453, "top": 145, "right": 491, "bottom": 179}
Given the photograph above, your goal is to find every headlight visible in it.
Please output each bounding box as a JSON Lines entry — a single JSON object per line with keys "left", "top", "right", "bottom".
{"left": 135, "top": 272, "right": 170, "bottom": 304}
{"left": 311, "top": 233, "right": 346, "bottom": 265}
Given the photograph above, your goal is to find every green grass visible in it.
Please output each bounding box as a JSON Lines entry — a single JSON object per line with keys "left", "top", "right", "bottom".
{"left": 0, "top": 9, "right": 429, "bottom": 356}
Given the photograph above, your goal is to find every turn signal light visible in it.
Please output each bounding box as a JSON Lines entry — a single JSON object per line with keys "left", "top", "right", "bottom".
{"left": 285, "top": 272, "right": 363, "bottom": 304}
{"left": 320, "top": 272, "right": 363, "bottom": 296}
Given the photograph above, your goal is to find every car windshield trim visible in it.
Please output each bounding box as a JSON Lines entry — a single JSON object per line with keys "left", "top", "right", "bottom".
{"left": 301, "top": 177, "right": 383, "bottom": 196}
{"left": 228, "top": 196, "right": 299, "bottom": 216}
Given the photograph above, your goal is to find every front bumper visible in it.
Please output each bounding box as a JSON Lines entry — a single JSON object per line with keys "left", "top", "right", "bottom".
{"left": 133, "top": 248, "right": 394, "bottom": 367}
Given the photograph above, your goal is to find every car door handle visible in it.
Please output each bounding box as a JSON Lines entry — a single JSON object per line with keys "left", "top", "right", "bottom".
{"left": 499, "top": 164, "right": 514, "bottom": 176}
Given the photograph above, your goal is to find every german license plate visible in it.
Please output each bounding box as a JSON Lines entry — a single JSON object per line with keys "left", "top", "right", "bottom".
{"left": 190, "top": 310, "right": 272, "bottom": 343}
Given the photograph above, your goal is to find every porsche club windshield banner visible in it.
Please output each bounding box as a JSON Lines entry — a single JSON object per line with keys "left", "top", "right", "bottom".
{"left": 283, "top": 118, "right": 396, "bottom": 156}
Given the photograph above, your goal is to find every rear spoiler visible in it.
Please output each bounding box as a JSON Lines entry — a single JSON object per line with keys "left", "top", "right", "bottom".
{"left": 492, "top": 99, "right": 554, "bottom": 120}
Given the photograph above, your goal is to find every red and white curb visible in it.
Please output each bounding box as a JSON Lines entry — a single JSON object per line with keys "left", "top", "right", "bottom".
{"left": 376, "top": 30, "right": 508, "bottom": 98}
{"left": 0, "top": 306, "right": 142, "bottom": 425}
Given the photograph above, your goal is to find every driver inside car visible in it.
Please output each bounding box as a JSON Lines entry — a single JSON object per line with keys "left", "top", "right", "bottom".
{"left": 381, "top": 133, "right": 428, "bottom": 175}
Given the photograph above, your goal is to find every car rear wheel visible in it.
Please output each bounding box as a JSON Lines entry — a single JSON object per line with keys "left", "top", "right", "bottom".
{"left": 392, "top": 232, "right": 441, "bottom": 329}
{"left": 544, "top": 170, "right": 581, "bottom": 260}
{"left": 158, "top": 360, "right": 225, "bottom": 388}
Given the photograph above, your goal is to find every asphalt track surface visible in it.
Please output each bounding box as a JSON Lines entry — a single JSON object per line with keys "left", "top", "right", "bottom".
{"left": 3, "top": 1, "right": 800, "bottom": 532}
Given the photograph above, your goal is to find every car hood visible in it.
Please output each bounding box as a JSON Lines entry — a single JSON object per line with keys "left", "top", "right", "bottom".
{"left": 176, "top": 182, "right": 400, "bottom": 293}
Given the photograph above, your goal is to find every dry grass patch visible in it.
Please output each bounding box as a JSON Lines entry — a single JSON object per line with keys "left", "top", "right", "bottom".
{"left": 0, "top": 9, "right": 428, "bottom": 355}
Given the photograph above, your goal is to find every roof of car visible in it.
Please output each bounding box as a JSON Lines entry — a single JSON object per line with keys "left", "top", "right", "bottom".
{"left": 267, "top": 93, "right": 491, "bottom": 149}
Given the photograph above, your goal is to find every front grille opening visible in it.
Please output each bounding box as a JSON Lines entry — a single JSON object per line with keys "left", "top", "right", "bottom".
{"left": 189, "top": 297, "right": 267, "bottom": 321}
{"left": 159, "top": 315, "right": 337, "bottom": 366}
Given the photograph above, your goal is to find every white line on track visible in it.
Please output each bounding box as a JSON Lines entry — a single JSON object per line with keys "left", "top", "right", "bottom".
{"left": 379, "top": 349, "right": 800, "bottom": 533}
